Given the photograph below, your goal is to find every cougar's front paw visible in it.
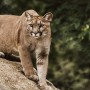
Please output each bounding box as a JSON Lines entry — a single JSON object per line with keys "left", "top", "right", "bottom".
{"left": 24, "top": 68, "right": 39, "bottom": 82}
{"left": 39, "top": 84, "right": 50, "bottom": 90}
{"left": 0, "top": 52, "right": 5, "bottom": 58}
{"left": 28, "top": 74, "right": 39, "bottom": 82}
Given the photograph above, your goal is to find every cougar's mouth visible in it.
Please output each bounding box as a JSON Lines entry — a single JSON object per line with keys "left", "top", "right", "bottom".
{"left": 31, "top": 32, "right": 42, "bottom": 38}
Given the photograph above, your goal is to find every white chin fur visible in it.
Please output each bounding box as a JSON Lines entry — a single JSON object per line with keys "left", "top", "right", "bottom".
{"left": 34, "top": 37, "right": 38, "bottom": 38}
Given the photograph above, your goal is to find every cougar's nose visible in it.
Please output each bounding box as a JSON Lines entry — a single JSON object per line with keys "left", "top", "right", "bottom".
{"left": 33, "top": 27, "right": 38, "bottom": 33}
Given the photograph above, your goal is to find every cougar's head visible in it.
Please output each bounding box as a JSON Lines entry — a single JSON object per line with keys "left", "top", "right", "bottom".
{"left": 24, "top": 10, "right": 53, "bottom": 39}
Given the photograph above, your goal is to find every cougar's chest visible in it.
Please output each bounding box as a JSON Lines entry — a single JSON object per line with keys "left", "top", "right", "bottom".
{"left": 29, "top": 39, "right": 42, "bottom": 53}
{"left": 29, "top": 40, "right": 37, "bottom": 53}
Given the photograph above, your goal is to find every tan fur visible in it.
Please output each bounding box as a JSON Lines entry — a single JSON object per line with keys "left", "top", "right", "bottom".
{"left": 0, "top": 10, "right": 53, "bottom": 89}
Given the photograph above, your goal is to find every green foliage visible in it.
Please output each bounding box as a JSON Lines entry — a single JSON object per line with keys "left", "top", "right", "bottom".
{"left": 0, "top": 0, "right": 90, "bottom": 90}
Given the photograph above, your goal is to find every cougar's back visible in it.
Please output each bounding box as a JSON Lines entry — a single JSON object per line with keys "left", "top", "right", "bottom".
{"left": 0, "top": 15, "right": 19, "bottom": 54}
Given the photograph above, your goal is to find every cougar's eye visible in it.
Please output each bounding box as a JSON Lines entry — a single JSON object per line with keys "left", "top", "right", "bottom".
{"left": 29, "top": 24, "right": 33, "bottom": 27}
{"left": 39, "top": 24, "right": 44, "bottom": 28}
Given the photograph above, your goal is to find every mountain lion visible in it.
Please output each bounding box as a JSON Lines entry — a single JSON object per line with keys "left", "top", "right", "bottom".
{"left": 0, "top": 10, "right": 53, "bottom": 90}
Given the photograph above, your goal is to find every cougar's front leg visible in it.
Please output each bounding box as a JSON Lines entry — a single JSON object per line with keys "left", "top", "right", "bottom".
{"left": 18, "top": 46, "right": 38, "bottom": 81}
{"left": 36, "top": 48, "right": 49, "bottom": 89}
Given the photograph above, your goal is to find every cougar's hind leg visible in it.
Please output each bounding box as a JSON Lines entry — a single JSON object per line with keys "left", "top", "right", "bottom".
{"left": 0, "top": 52, "right": 5, "bottom": 58}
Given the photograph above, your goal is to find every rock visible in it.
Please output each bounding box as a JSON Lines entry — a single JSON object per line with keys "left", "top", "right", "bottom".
{"left": 0, "top": 58, "right": 60, "bottom": 90}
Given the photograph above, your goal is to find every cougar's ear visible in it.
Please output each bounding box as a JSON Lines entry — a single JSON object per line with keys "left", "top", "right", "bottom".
{"left": 25, "top": 11, "right": 33, "bottom": 21}
{"left": 43, "top": 12, "right": 53, "bottom": 22}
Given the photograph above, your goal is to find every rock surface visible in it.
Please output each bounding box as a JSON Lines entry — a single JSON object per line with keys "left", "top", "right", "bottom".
{"left": 0, "top": 58, "right": 60, "bottom": 90}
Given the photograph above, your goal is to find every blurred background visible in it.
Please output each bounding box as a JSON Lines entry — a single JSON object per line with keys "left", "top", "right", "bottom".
{"left": 0, "top": 0, "right": 90, "bottom": 90}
